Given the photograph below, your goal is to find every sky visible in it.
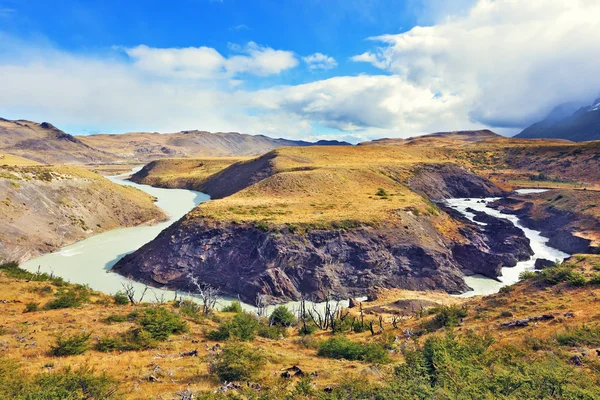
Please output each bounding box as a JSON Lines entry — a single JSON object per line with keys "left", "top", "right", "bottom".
{"left": 0, "top": 0, "right": 599, "bottom": 143}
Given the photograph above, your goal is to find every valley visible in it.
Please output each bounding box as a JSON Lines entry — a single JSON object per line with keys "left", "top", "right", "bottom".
{"left": 2, "top": 122, "right": 600, "bottom": 399}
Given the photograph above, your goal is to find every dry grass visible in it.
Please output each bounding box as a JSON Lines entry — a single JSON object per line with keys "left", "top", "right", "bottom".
{"left": 0, "top": 153, "right": 41, "bottom": 166}
{"left": 3, "top": 255, "right": 600, "bottom": 398}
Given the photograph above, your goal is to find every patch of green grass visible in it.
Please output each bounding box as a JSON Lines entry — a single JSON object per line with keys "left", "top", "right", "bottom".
{"left": 207, "top": 312, "right": 259, "bottom": 341}
{"left": 423, "top": 305, "right": 468, "bottom": 332}
{"left": 129, "top": 307, "right": 188, "bottom": 341}
{"left": 0, "top": 262, "right": 65, "bottom": 284}
{"left": 44, "top": 286, "right": 91, "bottom": 310}
{"left": 222, "top": 301, "right": 243, "bottom": 313}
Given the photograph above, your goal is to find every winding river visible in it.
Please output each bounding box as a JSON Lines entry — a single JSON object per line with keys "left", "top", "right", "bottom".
{"left": 21, "top": 175, "right": 569, "bottom": 305}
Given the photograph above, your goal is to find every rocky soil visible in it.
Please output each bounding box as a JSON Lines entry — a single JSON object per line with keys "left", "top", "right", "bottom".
{"left": 0, "top": 166, "right": 166, "bottom": 263}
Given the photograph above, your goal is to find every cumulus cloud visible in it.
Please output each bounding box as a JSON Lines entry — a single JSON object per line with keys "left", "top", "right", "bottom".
{"left": 1, "top": 0, "right": 599, "bottom": 141}
{"left": 125, "top": 41, "right": 298, "bottom": 79}
{"left": 303, "top": 53, "right": 337, "bottom": 70}
{"left": 353, "top": 0, "right": 600, "bottom": 128}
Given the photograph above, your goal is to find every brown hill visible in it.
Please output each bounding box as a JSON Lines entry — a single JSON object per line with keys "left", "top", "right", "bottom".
{"left": 79, "top": 130, "right": 351, "bottom": 161}
{"left": 0, "top": 118, "right": 119, "bottom": 164}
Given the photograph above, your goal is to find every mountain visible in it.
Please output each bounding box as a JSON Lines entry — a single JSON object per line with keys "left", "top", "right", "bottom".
{"left": 1, "top": 117, "right": 352, "bottom": 165}
{"left": 516, "top": 98, "right": 600, "bottom": 142}
{"left": 359, "top": 129, "right": 503, "bottom": 147}
{"left": 0, "top": 118, "right": 119, "bottom": 164}
{"left": 79, "top": 130, "right": 352, "bottom": 161}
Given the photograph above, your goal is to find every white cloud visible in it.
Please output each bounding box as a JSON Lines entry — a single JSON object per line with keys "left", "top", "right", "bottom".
{"left": 353, "top": 0, "right": 600, "bottom": 128}
{"left": 303, "top": 53, "right": 337, "bottom": 70}
{"left": 125, "top": 41, "right": 298, "bottom": 79}
{"left": 1, "top": 0, "right": 599, "bottom": 142}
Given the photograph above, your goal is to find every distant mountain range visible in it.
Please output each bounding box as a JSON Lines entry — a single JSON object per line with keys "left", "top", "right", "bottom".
{"left": 0, "top": 118, "right": 351, "bottom": 164}
{"left": 516, "top": 98, "right": 600, "bottom": 142}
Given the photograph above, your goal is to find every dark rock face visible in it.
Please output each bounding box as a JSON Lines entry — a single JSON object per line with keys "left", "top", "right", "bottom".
{"left": 114, "top": 219, "right": 471, "bottom": 304}
{"left": 114, "top": 207, "right": 534, "bottom": 304}
{"left": 408, "top": 163, "right": 504, "bottom": 200}
{"left": 491, "top": 198, "right": 592, "bottom": 255}
{"left": 535, "top": 258, "right": 556, "bottom": 270}
{"left": 449, "top": 208, "right": 533, "bottom": 279}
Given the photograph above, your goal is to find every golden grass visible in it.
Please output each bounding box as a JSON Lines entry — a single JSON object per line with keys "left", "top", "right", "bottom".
{"left": 190, "top": 146, "right": 454, "bottom": 225}
{"left": 0, "top": 153, "right": 41, "bottom": 166}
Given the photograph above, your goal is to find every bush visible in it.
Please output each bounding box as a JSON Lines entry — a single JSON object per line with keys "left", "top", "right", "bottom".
{"left": 375, "top": 188, "right": 389, "bottom": 197}
{"left": 208, "top": 342, "right": 266, "bottom": 382}
{"left": 222, "top": 301, "right": 243, "bottom": 313}
{"left": 556, "top": 325, "right": 600, "bottom": 347}
{"left": 298, "top": 323, "right": 319, "bottom": 335}
{"left": 44, "top": 286, "right": 91, "bottom": 310}
{"left": 113, "top": 291, "right": 130, "bottom": 305}
{"left": 423, "top": 305, "right": 468, "bottom": 332}
{"left": 317, "top": 336, "right": 389, "bottom": 363}
{"left": 96, "top": 328, "right": 156, "bottom": 352}
{"left": 24, "top": 302, "right": 39, "bottom": 313}
{"left": 269, "top": 305, "right": 295, "bottom": 327}
{"left": 0, "top": 262, "right": 65, "bottom": 285}
{"left": 51, "top": 333, "right": 91, "bottom": 356}
{"left": 519, "top": 271, "right": 537, "bottom": 280}
{"left": 0, "top": 361, "right": 119, "bottom": 400}
{"left": 258, "top": 324, "right": 287, "bottom": 339}
{"left": 176, "top": 299, "right": 202, "bottom": 319}
{"left": 589, "top": 274, "right": 600, "bottom": 285}
{"left": 103, "top": 314, "right": 128, "bottom": 324}
{"left": 207, "top": 312, "right": 259, "bottom": 341}
{"left": 539, "top": 264, "right": 587, "bottom": 286}
{"left": 131, "top": 307, "right": 188, "bottom": 340}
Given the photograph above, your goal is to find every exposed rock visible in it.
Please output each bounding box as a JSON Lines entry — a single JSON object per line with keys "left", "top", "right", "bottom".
{"left": 348, "top": 298, "right": 359, "bottom": 308}
{"left": 535, "top": 258, "right": 556, "bottom": 270}
{"left": 570, "top": 355, "right": 583, "bottom": 366}
{"left": 180, "top": 349, "right": 198, "bottom": 357}
{"left": 500, "top": 314, "right": 555, "bottom": 328}
{"left": 408, "top": 163, "right": 504, "bottom": 200}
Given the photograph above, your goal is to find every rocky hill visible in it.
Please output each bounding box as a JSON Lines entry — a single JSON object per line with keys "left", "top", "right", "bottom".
{"left": 0, "top": 118, "right": 119, "bottom": 164}
{"left": 516, "top": 98, "right": 600, "bottom": 142}
{"left": 0, "top": 164, "right": 166, "bottom": 263}
{"left": 114, "top": 146, "right": 532, "bottom": 303}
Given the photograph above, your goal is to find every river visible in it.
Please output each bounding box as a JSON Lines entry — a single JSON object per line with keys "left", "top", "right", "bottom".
{"left": 21, "top": 176, "right": 569, "bottom": 305}
{"left": 446, "top": 189, "right": 569, "bottom": 297}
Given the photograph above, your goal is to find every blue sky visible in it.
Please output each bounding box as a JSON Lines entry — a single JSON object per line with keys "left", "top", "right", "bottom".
{"left": 0, "top": 0, "right": 599, "bottom": 142}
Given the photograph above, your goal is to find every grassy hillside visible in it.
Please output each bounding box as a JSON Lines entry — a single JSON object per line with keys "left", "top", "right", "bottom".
{"left": 0, "top": 153, "right": 41, "bottom": 166}
{"left": 2, "top": 256, "right": 600, "bottom": 399}
{"left": 130, "top": 157, "right": 247, "bottom": 191}
{"left": 0, "top": 165, "right": 166, "bottom": 262}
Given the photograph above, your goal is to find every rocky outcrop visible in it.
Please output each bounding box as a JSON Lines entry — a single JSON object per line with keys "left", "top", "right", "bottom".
{"left": 491, "top": 195, "right": 593, "bottom": 254}
{"left": 408, "top": 163, "right": 504, "bottom": 200}
{"left": 447, "top": 207, "right": 533, "bottom": 278}
{"left": 114, "top": 207, "right": 534, "bottom": 303}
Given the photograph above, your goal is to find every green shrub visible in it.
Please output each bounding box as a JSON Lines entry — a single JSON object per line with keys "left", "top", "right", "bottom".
{"left": 44, "top": 286, "right": 91, "bottom": 310}
{"left": 519, "top": 271, "right": 537, "bottom": 280}
{"left": 131, "top": 307, "right": 188, "bottom": 340}
{"left": 423, "top": 305, "right": 468, "bottom": 332}
{"left": 51, "top": 333, "right": 91, "bottom": 356}
{"left": 0, "top": 361, "right": 119, "bottom": 400}
{"left": 375, "top": 188, "right": 388, "bottom": 197}
{"left": 258, "top": 324, "right": 287, "bottom": 339}
{"left": 222, "top": 301, "right": 243, "bottom": 313}
{"left": 208, "top": 342, "right": 266, "bottom": 382}
{"left": 589, "top": 273, "right": 600, "bottom": 285}
{"left": 24, "top": 302, "right": 39, "bottom": 313}
{"left": 176, "top": 299, "right": 202, "bottom": 319}
{"left": 317, "top": 336, "right": 389, "bottom": 363}
{"left": 103, "top": 314, "right": 128, "bottom": 324}
{"left": 94, "top": 337, "right": 122, "bottom": 353}
{"left": 298, "top": 323, "right": 319, "bottom": 335}
{"left": 556, "top": 325, "right": 600, "bottom": 347}
{"left": 538, "top": 264, "right": 587, "bottom": 286}
{"left": 207, "top": 312, "right": 259, "bottom": 341}
{"left": 0, "top": 262, "right": 65, "bottom": 285}
{"left": 269, "top": 305, "right": 296, "bottom": 327}
{"left": 113, "top": 291, "right": 130, "bottom": 305}
{"left": 499, "top": 285, "right": 514, "bottom": 294}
